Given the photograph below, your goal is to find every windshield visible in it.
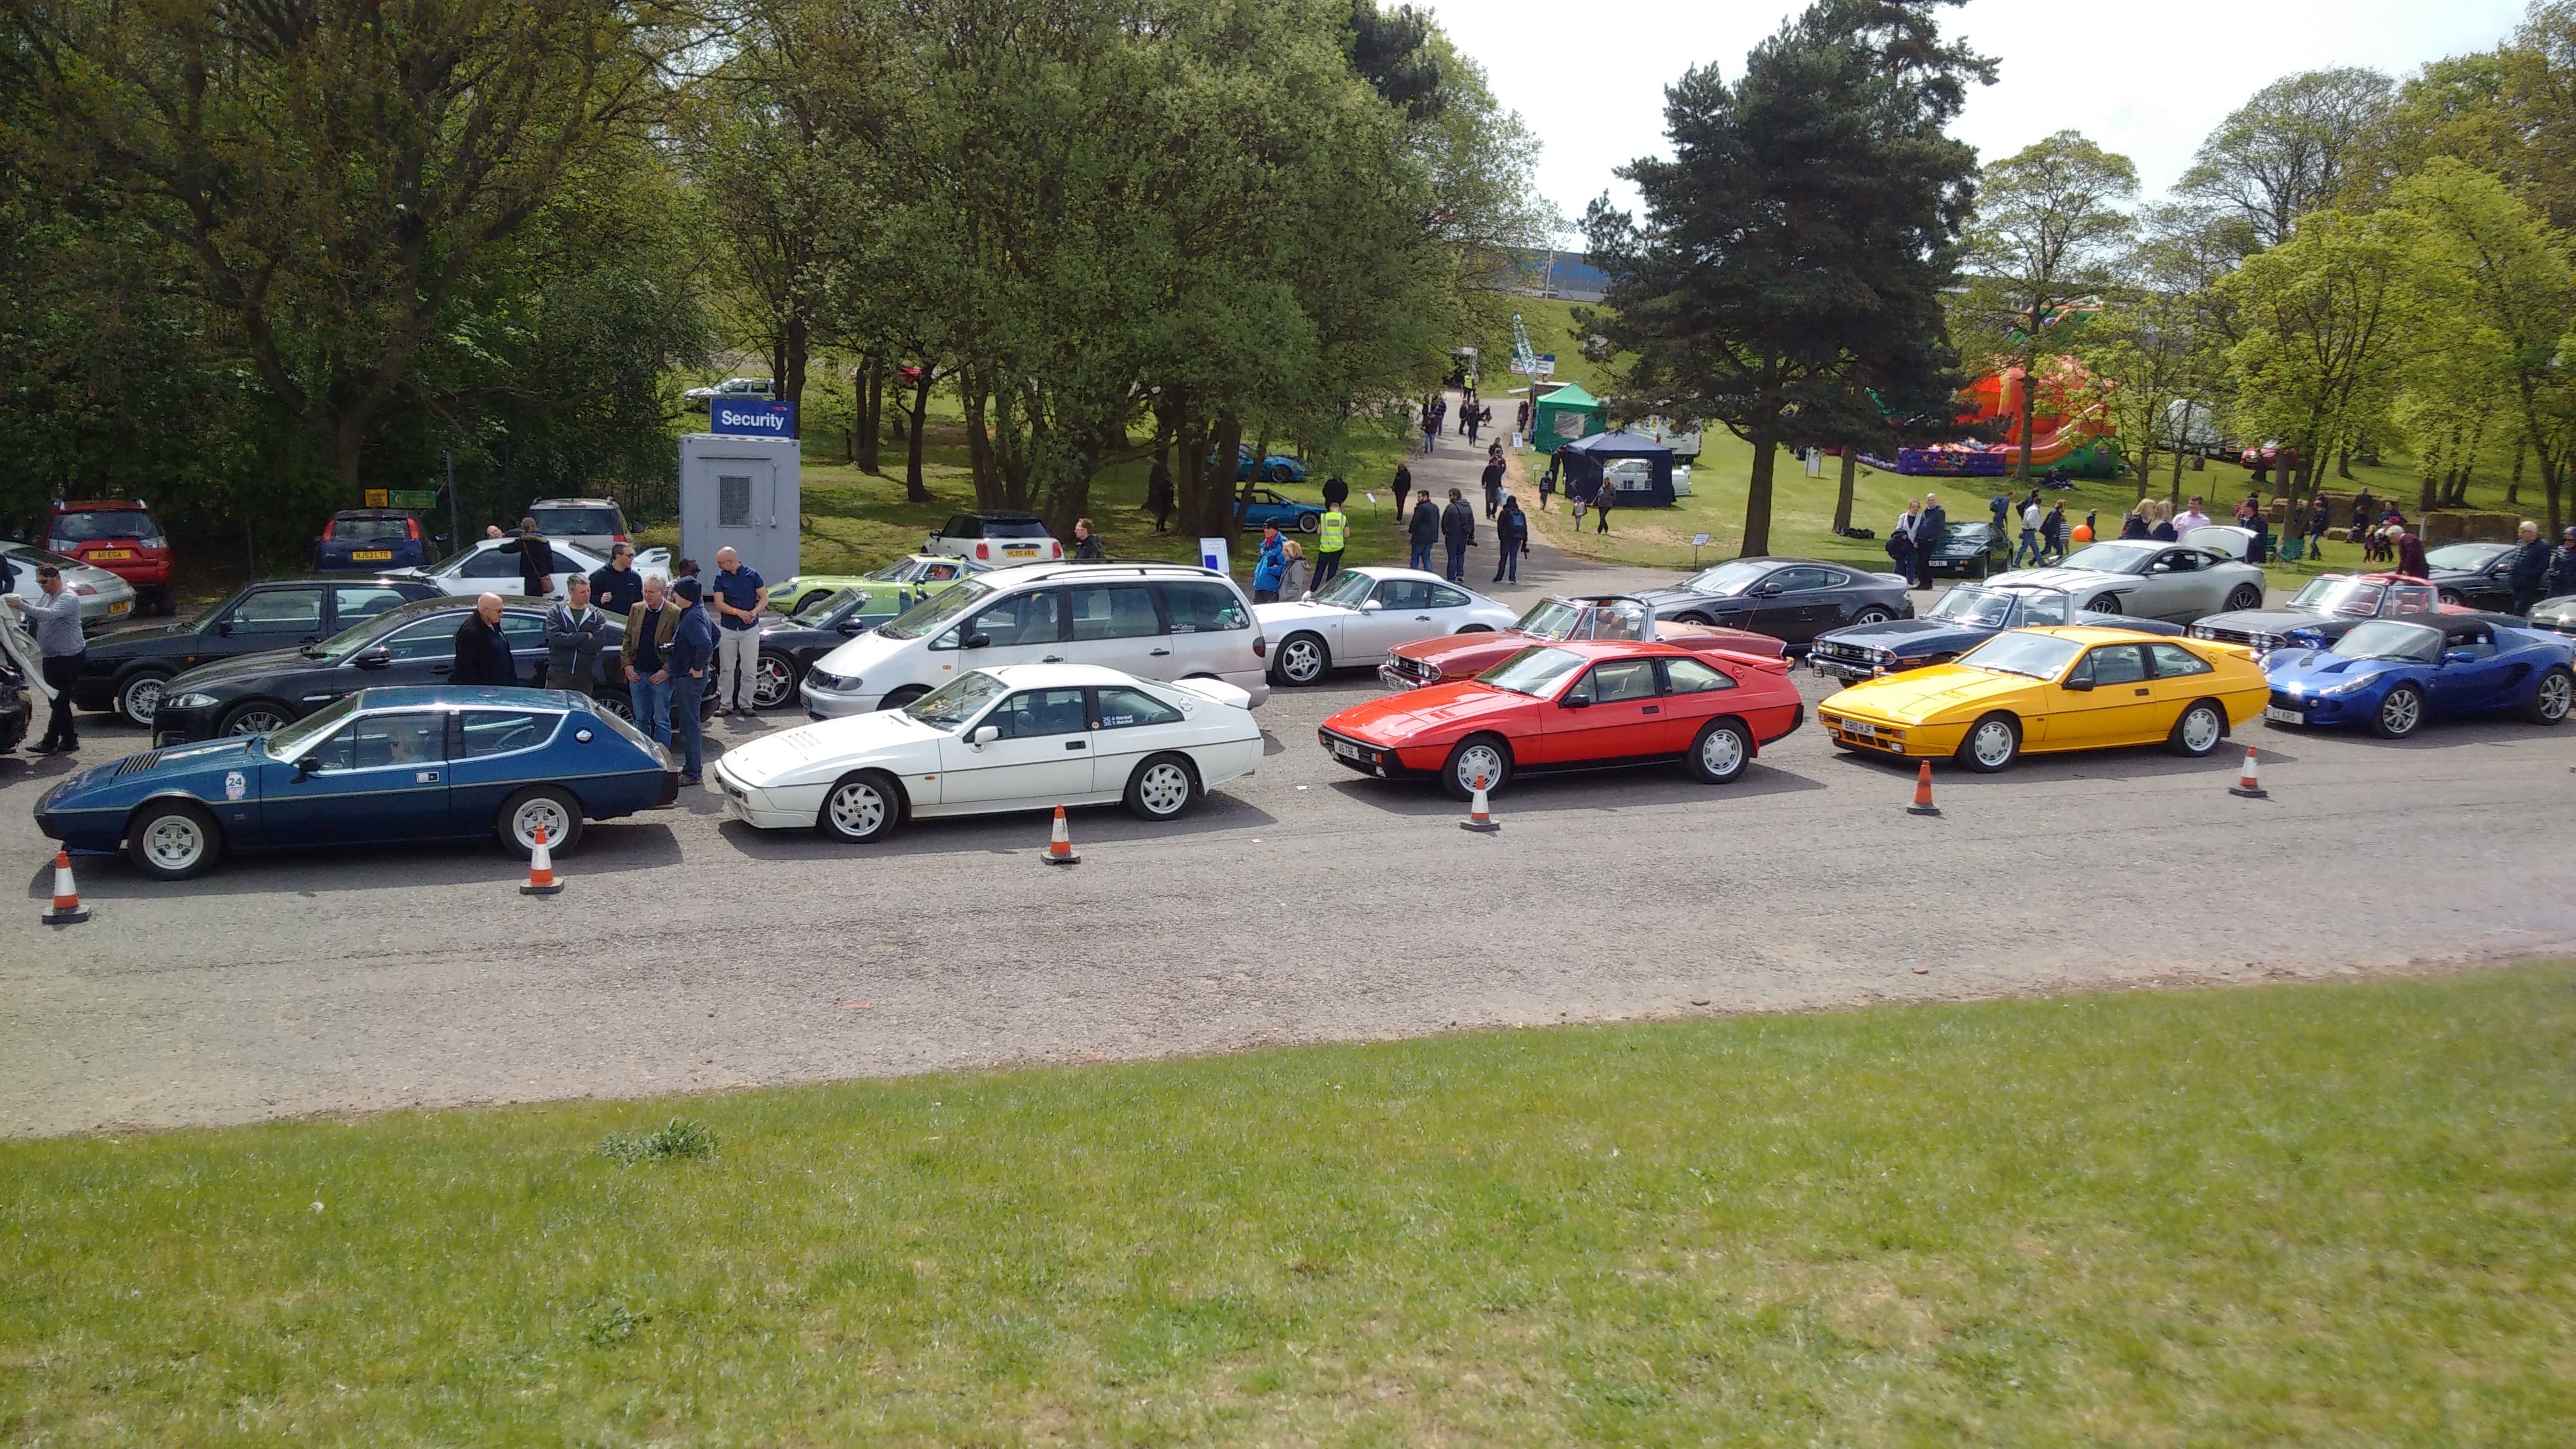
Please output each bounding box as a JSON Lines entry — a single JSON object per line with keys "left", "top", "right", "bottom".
{"left": 1311, "top": 570, "right": 1375, "bottom": 607}
{"left": 865, "top": 558, "right": 923, "bottom": 582}
{"left": 2424, "top": 543, "right": 2508, "bottom": 570}
{"left": 263, "top": 696, "right": 359, "bottom": 756}
{"left": 1683, "top": 560, "right": 1773, "bottom": 597}
{"left": 4, "top": 544, "right": 87, "bottom": 570}
{"left": 2333, "top": 620, "right": 2442, "bottom": 662}
{"left": 903, "top": 671, "right": 1009, "bottom": 729}
{"left": 1479, "top": 645, "right": 1589, "bottom": 697}
{"left": 880, "top": 579, "right": 992, "bottom": 640}
{"left": 1511, "top": 598, "right": 1585, "bottom": 639}
{"left": 528, "top": 507, "right": 620, "bottom": 536}
{"left": 2288, "top": 578, "right": 2383, "bottom": 618}
{"left": 790, "top": 588, "right": 861, "bottom": 625}
{"left": 1956, "top": 631, "right": 2084, "bottom": 679}
{"left": 333, "top": 515, "right": 413, "bottom": 542}
{"left": 423, "top": 541, "right": 485, "bottom": 573}
{"left": 1926, "top": 588, "right": 2016, "bottom": 628}
{"left": 2057, "top": 542, "right": 2157, "bottom": 574}
{"left": 307, "top": 611, "right": 409, "bottom": 662}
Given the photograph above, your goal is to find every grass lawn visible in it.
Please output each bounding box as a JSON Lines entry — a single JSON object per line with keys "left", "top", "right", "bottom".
{"left": 7, "top": 965, "right": 2572, "bottom": 1444}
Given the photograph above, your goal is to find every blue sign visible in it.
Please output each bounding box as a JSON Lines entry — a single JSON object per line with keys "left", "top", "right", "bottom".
{"left": 711, "top": 399, "right": 796, "bottom": 438}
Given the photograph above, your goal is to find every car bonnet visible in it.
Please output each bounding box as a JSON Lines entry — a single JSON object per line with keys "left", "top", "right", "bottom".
{"left": 1825, "top": 664, "right": 2032, "bottom": 722}
{"left": 723, "top": 710, "right": 936, "bottom": 785}
{"left": 1326, "top": 682, "right": 1529, "bottom": 741}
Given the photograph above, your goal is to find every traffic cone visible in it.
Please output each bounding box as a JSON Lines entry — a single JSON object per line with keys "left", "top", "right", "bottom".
{"left": 520, "top": 823, "right": 563, "bottom": 895}
{"left": 42, "top": 850, "right": 89, "bottom": 925}
{"left": 1905, "top": 760, "right": 1941, "bottom": 817}
{"left": 1045, "top": 805, "right": 1081, "bottom": 864}
{"left": 1460, "top": 775, "right": 1500, "bottom": 833}
{"left": 2229, "top": 746, "right": 2268, "bottom": 799}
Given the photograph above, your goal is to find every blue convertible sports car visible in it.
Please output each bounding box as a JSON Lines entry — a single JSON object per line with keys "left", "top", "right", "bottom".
{"left": 2260, "top": 613, "right": 2575, "bottom": 739}
{"left": 34, "top": 686, "right": 679, "bottom": 879}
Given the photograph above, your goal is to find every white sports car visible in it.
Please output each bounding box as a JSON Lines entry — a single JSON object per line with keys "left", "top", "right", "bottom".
{"left": 1986, "top": 536, "right": 2268, "bottom": 624}
{"left": 1255, "top": 566, "right": 1520, "bottom": 686}
{"left": 708, "top": 664, "right": 1260, "bottom": 842}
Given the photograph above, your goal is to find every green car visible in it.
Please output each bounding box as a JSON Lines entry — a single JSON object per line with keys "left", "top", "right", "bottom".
{"left": 765, "top": 554, "right": 992, "bottom": 620}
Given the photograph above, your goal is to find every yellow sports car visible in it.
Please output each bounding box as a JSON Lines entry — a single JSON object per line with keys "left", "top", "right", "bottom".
{"left": 1816, "top": 626, "right": 2267, "bottom": 772}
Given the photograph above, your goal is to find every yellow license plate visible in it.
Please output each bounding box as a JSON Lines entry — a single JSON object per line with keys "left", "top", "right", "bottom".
{"left": 108, "top": 600, "right": 131, "bottom": 614}
{"left": 93, "top": 550, "right": 133, "bottom": 560}
{"left": 353, "top": 550, "right": 393, "bottom": 560}
{"left": 1004, "top": 547, "right": 1038, "bottom": 557}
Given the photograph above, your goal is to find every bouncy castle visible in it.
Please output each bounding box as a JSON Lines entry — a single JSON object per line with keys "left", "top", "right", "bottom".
{"left": 1868, "top": 301, "right": 2125, "bottom": 478}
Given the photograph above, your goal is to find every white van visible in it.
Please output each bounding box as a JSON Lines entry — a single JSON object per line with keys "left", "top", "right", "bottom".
{"left": 797, "top": 562, "right": 1273, "bottom": 717}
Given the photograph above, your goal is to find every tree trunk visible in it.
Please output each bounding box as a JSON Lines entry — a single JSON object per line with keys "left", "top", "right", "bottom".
{"left": 772, "top": 315, "right": 809, "bottom": 413}
{"left": 1832, "top": 450, "right": 1858, "bottom": 533}
{"left": 964, "top": 378, "right": 1000, "bottom": 511}
{"left": 2169, "top": 439, "right": 2185, "bottom": 502}
{"left": 2336, "top": 448, "right": 2353, "bottom": 481}
{"left": 1741, "top": 430, "right": 1777, "bottom": 557}
{"left": 902, "top": 367, "right": 934, "bottom": 503}
{"left": 2014, "top": 358, "right": 2037, "bottom": 487}
{"left": 856, "top": 359, "right": 884, "bottom": 474}
{"left": 2418, "top": 436, "right": 2441, "bottom": 514}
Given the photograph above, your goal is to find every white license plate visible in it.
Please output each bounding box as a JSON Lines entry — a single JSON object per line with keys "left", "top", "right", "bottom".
{"left": 1841, "top": 720, "right": 1878, "bottom": 739}
{"left": 1334, "top": 740, "right": 1362, "bottom": 760}
{"left": 2265, "top": 705, "right": 2304, "bottom": 724}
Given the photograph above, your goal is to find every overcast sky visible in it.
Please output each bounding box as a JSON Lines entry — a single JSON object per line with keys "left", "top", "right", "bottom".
{"left": 1429, "top": 0, "right": 2531, "bottom": 233}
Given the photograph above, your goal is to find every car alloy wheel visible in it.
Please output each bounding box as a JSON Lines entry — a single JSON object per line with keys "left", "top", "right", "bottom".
{"left": 1958, "top": 713, "right": 2019, "bottom": 772}
{"left": 1675, "top": 612, "right": 1713, "bottom": 626}
{"left": 1689, "top": 718, "right": 1750, "bottom": 783}
{"left": 2086, "top": 594, "right": 2120, "bottom": 614}
{"left": 1275, "top": 633, "right": 1328, "bottom": 686}
{"left": 127, "top": 801, "right": 222, "bottom": 881}
{"left": 818, "top": 772, "right": 898, "bottom": 843}
{"left": 1296, "top": 512, "right": 1320, "bottom": 533}
{"left": 2375, "top": 684, "right": 2424, "bottom": 739}
{"left": 2172, "top": 701, "right": 2224, "bottom": 757}
{"left": 1445, "top": 736, "right": 1510, "bottom": 801}
{"left": 2226, "top": 584, "right": 2263, "bottom": 611}
{"left": 2531, "top": 667, "right": 2574, "bottom": 724}
{"left": 1125, "top": 754, "right": 1196, "bottom": 820}
{"left": 501, "top": 787, "right": 583, "bottom": 855}
{"left": 752, "top": 654, "right": 796, "bottom": 709}
{"left": 1850, "top": 607, "right": 1891, "bottom": 626}
{"left": 117, "top": 672, "right": 170, "bottom": 727}
{"left": 221, "top": 703, "right": 292, "bottom": 737}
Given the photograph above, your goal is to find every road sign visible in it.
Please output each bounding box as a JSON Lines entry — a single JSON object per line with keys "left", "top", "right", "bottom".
{"left": 712, "top": 399, "right": 797, "bottom": 438}
{"left": 1691, "top": 533, "right": 1712, "bottom": 547}
{"left": 388, "top": 489, "right": 439, "bottom": 510}
{"left": 363, "top": 489, "right": 388, "bottom": 507}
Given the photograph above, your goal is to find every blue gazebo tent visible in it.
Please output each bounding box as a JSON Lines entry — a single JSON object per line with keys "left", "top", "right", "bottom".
{"left": 1557, "top": 430, "right": 1677, "bottom": 508}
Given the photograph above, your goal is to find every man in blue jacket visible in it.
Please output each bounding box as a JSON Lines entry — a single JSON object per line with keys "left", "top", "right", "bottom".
{"left": 1250, "top": 524, "right": 1287, "bottom": 603}
{"left": 666, "top": 578, "right": 719, "bottom": 783}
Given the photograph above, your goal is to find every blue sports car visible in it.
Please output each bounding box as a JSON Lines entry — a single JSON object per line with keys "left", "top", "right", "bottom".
{"left": 2260, "top": 613, "right": 2575, "bottom": 739}
{"left": 34, "top": 686, "right": 679, "bottom": 879}
{"left": 1232, "top": 445, "right": 1306, "bottom": 483}
{"left": 1234, "top": 486, "right": 1325, "bottom": 533}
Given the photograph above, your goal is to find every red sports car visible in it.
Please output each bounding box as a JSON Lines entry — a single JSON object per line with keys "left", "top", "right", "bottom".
{"left": 1321, "top": 640, "right": 1806, "bottom": 799}
{"left": 1379, "top": 593, "right": 1783, "bottom": 690}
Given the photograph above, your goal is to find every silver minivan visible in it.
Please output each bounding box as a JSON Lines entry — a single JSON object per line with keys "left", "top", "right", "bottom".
{"left": 798, "top": 562, "right": 1272, "bottom": 717}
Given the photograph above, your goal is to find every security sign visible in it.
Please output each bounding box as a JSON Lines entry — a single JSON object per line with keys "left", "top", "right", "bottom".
{"left": 711, "top": 399, "right": 797, "bottom": 438}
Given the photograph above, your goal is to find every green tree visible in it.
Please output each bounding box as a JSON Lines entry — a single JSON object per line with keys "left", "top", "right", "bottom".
{"left": 2178, "top": 67, "right": 2393, "bottom": 252}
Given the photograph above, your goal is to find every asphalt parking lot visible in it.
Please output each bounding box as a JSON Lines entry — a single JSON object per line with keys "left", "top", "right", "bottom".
{"left": 7, "top": 632, "right": 2576, "bottom": 1137}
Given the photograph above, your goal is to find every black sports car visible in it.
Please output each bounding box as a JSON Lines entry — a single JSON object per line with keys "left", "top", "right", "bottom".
{"left": 152, "top": 596, "right": 708, "bottom": 743}
{"left": 749, "top": 586, "right": 881, "bottom": 708}
{"left": 69, "top": 577, "right": 444, "bottom": 728}
{"left": 2423, "top": 542, "right": 2520, "bottom": 611}
{"left": 1923, "top": 522, "right": 2008, "bottom": 580}
{"left": 1635, "top": 557, "right": 1915, "bottom": 648}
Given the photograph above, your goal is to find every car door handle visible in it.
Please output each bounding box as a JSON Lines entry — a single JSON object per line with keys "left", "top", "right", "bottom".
{"left": 2133, "top": 687, "right": 2149, "bottom": 696}
{"left": 1149, "top": 648, "right": 1172, "bottom": 656}
{"left": 1041, "top": 655, "right": 1064, "bottom": 663}
{"left": 430, "top": 664, "right": 451, "bottom": 674}
{"left": 1066, "top": 739, "right": 1086, "bottom": 751}
{"left": 1641, "top": 704, "right": 1661, "bottom": 714}
{"left": 416, "top": 770, "right": 440, "bottom": 783}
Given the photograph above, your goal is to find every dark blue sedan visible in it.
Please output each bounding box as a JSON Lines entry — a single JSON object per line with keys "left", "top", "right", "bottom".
{"left": 315, "top": 509, "right": 434, "bottom": 572}
{"left": 35, "top": 686, "right": 678, "bottom": 879}
{"left": 2261, "top": 614, "right": 2575, "bottom": 739}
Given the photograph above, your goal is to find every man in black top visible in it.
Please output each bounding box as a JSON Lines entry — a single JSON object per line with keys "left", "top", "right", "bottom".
{"left": 590, "top": 542, "right": 645, "bottom": 616}
{"left": 450, "top": 594, "right": 516, "bottom": 686}
{"left": 1481, "top": 454, "right": 1506, "bottom": 520}
{"left": 498, "top": 516, "right": 557, "bottom": 596}
{"left": 1440, "top": 489, "right": 1476, "bottom": 582}
{"left": 1916, "top": 492, "right": 1949, "bottom": 586}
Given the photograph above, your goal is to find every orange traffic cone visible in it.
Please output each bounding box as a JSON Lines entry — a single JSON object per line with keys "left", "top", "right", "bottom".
{"left": 1460, "top": 775, "right": 1500, "bottom": 833}
{"left": 1905, "top": 760, "right": 1941, "bottom": 817}
{"left": 43, "top": 849, "right": 89, "bottom": 925}
{"left": 2229, "top": 746, "right": 2268, "bottom": 799}
{"left": 1045, "top": 805, "right": 1081, "bottom": 864}
{"left": 520, "top": 823, "right": 563, "bottom": 895}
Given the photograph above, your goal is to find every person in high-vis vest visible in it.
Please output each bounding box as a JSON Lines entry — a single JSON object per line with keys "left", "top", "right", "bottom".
{"left": 1313, "top": 503, "right": 1348, "bottom": 591}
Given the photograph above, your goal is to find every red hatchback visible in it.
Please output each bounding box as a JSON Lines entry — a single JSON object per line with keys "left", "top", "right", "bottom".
{"left": 1320, "top": 640, "right": 1806, "bottom": 799}
{"left": 46, "top": 499, "right": 173, "bottom": 612}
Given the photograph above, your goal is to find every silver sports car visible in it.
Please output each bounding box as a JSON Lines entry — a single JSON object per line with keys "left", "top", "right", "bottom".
{"left": 1986, "top": 539, "right": 2268, "bottom": 624}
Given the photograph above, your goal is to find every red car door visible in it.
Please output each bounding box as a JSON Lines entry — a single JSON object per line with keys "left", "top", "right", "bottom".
{"left": 1542, "top": 657, "right": 1666, "bottom": 762}
{"left": 1653, "top": 655, "right": 1742, "bottom": 748}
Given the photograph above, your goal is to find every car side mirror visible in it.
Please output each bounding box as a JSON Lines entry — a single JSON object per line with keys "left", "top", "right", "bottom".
{"left": 837, "top": 618, "right": 865, "bottom": 635}
{"left": 1755, "top": 582, "right": 1783, "bottom": 596}
{"left": 2442, "top": 649, "right": 2475, "bottom": 666}
{"left": 2063, "top": 676, "right": 2095, "bottom": 692}
{"left": 962, "top": 632, "right": 991, "bottom": 650}
{"left": 1561, "top": 692, "right": 1593, "bottom": 708}
{"left": 214, "top": 620, "right": 233, "bottom": 637}
{"left": 354, "top": 647, "right": 392, "bottom": 670}
{"left": 971, "top": 724, "right": 1000, "bottom": 746}
{"left": 1360, "top": 599, "right": 1383, "bottom": 612}
{"left": 2151, "top": 563, "right": 2172, "bottom": 573}
{"left": 293, "top": 754, "right": 325, "bottom": 780}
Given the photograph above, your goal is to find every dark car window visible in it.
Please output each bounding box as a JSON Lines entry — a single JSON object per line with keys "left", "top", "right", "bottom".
{"left": 502, "top": 613, "right": 548, "bottom": 652}
{"left": 460, "top": 547, "right": 520, "bottom": 578}
{"left": 1586, "top": 659, "right": 1661, "bottom": 702}
{"left": 2147, "top": 643, "right": 2212, "bottom": 678}
{"left": 300, "top": 711, "right": 446, "bottom": 772}
{"left": 986, "top": 518, "right": 1051, "bottom": 538}
{"left": 51, "top": 510, "right": 158, "bottom": 542}
{"left": 1661, "top": 658, "right": 1737, "bottom": 694}
{"left": 375, "top": 616, "right": 464, "bottom": 662}
{"left": 332, "top": 585, "right": 416, "bottom": 622}
{"left": 991, "top": 687, "right": 1088, "bottom": 738}
{"left": 1068, "top": 585, "right": 1163, "bottom": 640}
{"left": 1373, "top": 579, "right": 1437, "bottom": 611}
{"left": 458, "top": 709, "right": 559, "bottom": 758}
{"left": 1767, "top": 566, "right": 1837, "bottom": 592}
{"left": 333, "top": 515, "right": 414, "bottom": 542}
{"left": 527, "top": 507, "right": 622, "bottom": 537}
{"left": 1426, "top": 584, "right": 1473, "bottom": 609}
{"left": 966, "top": 590, "right": 1063, "bottom": 647}
{"left": 1157, "top": 581, "right": 1248, "bottom": 632}
{"left": 939, "top": 515, "right": 983, "bottom": 539}
{"left": 1094, "top": 685, "right": 1183, "bottom": 729}
{"left": 2156, "top": 550, "right": 2203, "bottom": 573}
{"left": 2075, "top": 644, "right": 2151, "bottom": 686}
{"left": 2447, "top": 624, "right": 2497, "bottom": 658}
{"left": 225, "top": 587, "right": 326, "bottom": 633}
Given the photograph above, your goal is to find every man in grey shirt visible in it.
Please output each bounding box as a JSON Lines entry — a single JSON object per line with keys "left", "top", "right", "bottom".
{"left": 15, "top": 564, "right": 86, "bottom": 754}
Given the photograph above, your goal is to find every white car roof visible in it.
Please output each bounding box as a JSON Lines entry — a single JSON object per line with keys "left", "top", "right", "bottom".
{"left": 1345, "top": 565, "right": 1450, "bottom": 583}
{"left": 968, "top": 561, "right": 1236, "bottom": 588}
{"left": 973, "top": 663, "right": 1163, "bottom": 690}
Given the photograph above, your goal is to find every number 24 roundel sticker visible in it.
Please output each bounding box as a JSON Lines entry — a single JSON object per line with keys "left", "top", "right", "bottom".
{"left": 224, "top": 770, "right": 246, "bottom": 802}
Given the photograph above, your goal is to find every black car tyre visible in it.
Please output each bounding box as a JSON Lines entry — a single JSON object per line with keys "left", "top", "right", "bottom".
{"left": 816, "top": 770, "right": 901, "bottom": 843}
{"left": 1850, "top": 607, "right": 1892, "bottom": 627}
{"left": 752, "top": 653, "right": 798, "bottom": 710}
{"left": 126, "top": 799, "right": 224, "bottom": 881}
{"left": 1124, "top": 753, "right": 1198, "bottom": 821}
{"left": 1442, "top": 733, "right": 1513, "bottom": 801}
{"left": 791, "top": 589, "right": 832, "bottom": 614}
{"left": 1295, "top": 511, "right": 1320, "bottom": 533}
{"left": 2526, "top": 666, "right": 2573, "bottom": 724}
{"left": 115, "top": 670, "right": 172, "bottom": 728}
{"left": 1686, "top": 718, "right": 1752, "bottom": 784}
{"left": 2373, "top": 682, "right": 2425, "bottom": 739}
{"left": 219, "top": 700, "right": 294, "bottom": 737}
{"left": 2086, "top": 594, "right": 2121, "bottom": 615}
{"left": 1956, "top": 712, "right": 2021, "bottom": 773}
{"left": 2225, "top": 583, "right": 2264, "bottom": 611}
{"left": 1674, "top": 611, "right": 1713, "bottom": 627}
{"left": 594, "top": 691, "right": 636, "bottom": 723}
{"left": 1274, "top": 633, "right": 1330, "bottom": 687}
{"left": 497, "top": 786, "right": 584, "bottom": 856}
{"left": 878, "top": 685, "right": 930, "bottom": 711}
{"left": 2169, "top": 699, "right": 2227, "bottom": 757}
{"left": 2439, "top": 590, "right": 2464, "bottom": 606}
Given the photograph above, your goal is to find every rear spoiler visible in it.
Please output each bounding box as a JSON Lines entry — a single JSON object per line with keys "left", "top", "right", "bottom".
{"left": 1711, "top": 648, "right": 1791, "bottom": 673}
{"left": 1169, "top": 676, "right": 1254, "bottom": 709}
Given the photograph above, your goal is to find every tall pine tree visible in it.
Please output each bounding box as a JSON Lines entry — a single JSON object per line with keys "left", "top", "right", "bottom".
{"left": 1585, "top": 0, "right": 1989, "bottom": 555}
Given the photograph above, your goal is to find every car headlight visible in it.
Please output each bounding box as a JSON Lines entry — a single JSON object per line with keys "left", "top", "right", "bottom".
{"left": 168, "top": 692, "right": 218, "bottom": 709}
{"left": 807, "top": 670, "right": 858, "bottom": 692}
{"left": 1876, "top": 648, "right": 1899, "bottom": 666}
{"left": 2188, "top": 625, "right": 2213, "bottom": 640}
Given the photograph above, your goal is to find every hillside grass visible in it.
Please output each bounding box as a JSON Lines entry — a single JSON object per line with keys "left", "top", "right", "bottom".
{"left": 6, "top": 964, "right": 2573, "bottom": 1445}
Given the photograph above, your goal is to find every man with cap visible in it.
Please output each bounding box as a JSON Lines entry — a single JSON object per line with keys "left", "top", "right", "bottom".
{"left": 665, "top": 577, "right": 719, "bottom": 783}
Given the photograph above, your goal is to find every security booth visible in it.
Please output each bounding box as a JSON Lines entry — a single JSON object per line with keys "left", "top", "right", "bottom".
{"left": 1559, "top": 430, "right": 1678, "bottom": 508}
{"left": 1528, "top": 383, "right": 1606, "bottom": 451}
{"left": 677, "top": 431, "right": 801, "bottom": 585}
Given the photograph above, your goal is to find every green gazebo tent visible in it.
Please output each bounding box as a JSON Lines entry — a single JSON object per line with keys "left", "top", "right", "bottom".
{"left": 1528, "top": 383, "right": 1605, "bottom": 451}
